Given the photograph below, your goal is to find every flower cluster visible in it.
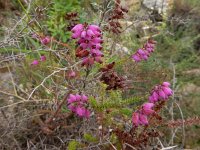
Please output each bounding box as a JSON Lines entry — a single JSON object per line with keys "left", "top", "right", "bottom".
{"left": 148, "top": 82, "right": 173, "bottom": 103}
{"left": 132, "top": 82, "right": 173, "bottom": 127}
{"left": 71, "top": 24, "right": 103, "bottom": 67}
{"left": 32, "top": 33, "right": 51, "bottom": 45}
{"left": 40, "top": 36, "right": 51, "bottom": 45}
{"left": 132, "top": 39, "right": 156, "bottom": 62}
{"left": 67, "top": 94, "right": 90, "bottom": 118}
{"left": 31, "top": 55, "right": 46, "bottom": 66}
{"left": 132, "top": 103, "right": 155, "bottom": 126}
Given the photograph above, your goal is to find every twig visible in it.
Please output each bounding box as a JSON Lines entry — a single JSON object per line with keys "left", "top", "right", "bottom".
{"left": 28, "top": 61, "right": 81, "bottom": 100}
{"left": 124, "top": 142, "right": 137, "bottom": 150}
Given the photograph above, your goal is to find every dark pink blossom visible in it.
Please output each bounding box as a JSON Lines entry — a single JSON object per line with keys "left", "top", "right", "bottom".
{"left": 71, "top": 23, "right": 104, "bottom": 67}
{"left": 81, "top": 94, "right": 88, "bottom": 102}
{"left": 162, "top": 82, "right": 170, "bottom": 87}
{"left": 67, "top": 93, "right": 90, "bottom": 119}
{"left": 148, "top": 82, "right": 173, "bottom": 103}
{"left": 141, "top": 103, "right": 155, "bottom": 115}
{"left": 31, "top": 60, "right": 39, "bottom": 66}
{"left": 40, "top": 55, "right": 46, "bottom": 61}
{"left": 132, "top": 111, "right": 151, "bottom": 126}
{"left": 68, "top": 70, "right": 76, "bottom": 78}
{"left": 40, "top": 36, "right": 51, "bottom": 45}
{"left": 68, "top": 94, "right": 77, "bottom": 104}
{"left": 132, "top": 39, "right": 156, "bottom": 62}
{"left": 132, "top": 102, "right": 155, "bottom": 126}
{"left": 132, "top": 112, "right": 140, "bottom": 126}
{"left": 139, "top": 114, "right": 148, "bottom": 125}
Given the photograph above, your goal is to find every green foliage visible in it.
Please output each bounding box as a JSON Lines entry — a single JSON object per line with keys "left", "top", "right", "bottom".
{"left": 46, "top": 0, "right": 81, "bottom": 42}
{"left": 89, "top": 90, "right": 141, "bottom": 111}
{"left": 67, "top": 140, "right": 78, "bottom": 150}
{"left": 83, "top": 133, "right": 98, "bottom": 143}
{"left": 119, "top": 108, "right": 133, "bottom": 117}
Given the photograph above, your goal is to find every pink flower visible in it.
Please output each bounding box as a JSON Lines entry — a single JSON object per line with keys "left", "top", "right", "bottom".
{"left": 81, "top": 57, "right": 94, "bottom": 67}
{"left": 67, "top": 94, "right": 77, "bottom": 104}
{"left": 68, "top": 71, "right": 76, "bottom": 78}
{"left": 40, "top": 36, "right": 50, "bottom": 45}
{"left": 152, "top": 91, "right": 159, "bottom": 101}
{"left": 132, "top": 39, "right": 156, "bottom": 63}
{"left": 31, "top": 60, "right": 39, "bottom": 65}
{"left": 139, "top": 114, "right": 148, "bottom": 125}
{"left": 148, "top": 95, "right": 155, "bottom": 103}
{"left": 75, "top": 107, "right": 90, "bottom": 118}
{"left": 148, "top": 82, "right": 173, "bottom": 103}
{"left": 67, "top": 93, "right": 91, "bottom": 119}
{"left": 132, "top": 103, "right": 155, "bottom": 126}
{"left": 76, "top": 106, "right": 85, "bottom": 117}
{"left": 132, "top": 54, "right": 141, "bottom": 62}
{"left": 162, "top": 82, "right": 170, "bottom": 87}
{"left": 84, "top": 109, "right": 90, "bottom": 119}
{"left": 81, "top": 94, "right": 88, "bottom": 102}
{"left": 162, "top": 87, "right": 173, "bottom": 96}
{"left": 75, "top": 94, "right": 82, "bottom": 101}
{"left": 40, "top": 55, "right": 46, "bottom": 61}
{"left": 141, "top": 103, "right": 155, "bottom": 115}
{"left": 94, "top": 56, "right": 103, "bottom": 63}
{"left": 132, "top": 112, "right": 140, "bottom": 126}
{"left": 88, "top": 25, "right": 101, "bottom": 31}
{"left": 87, "top": 29, "right": 95, "bottom": 36}
{"left": 158, "top": 89, "right": 166, "bottom": 99}
{"left": 138, "top": 49, "right": 146, "bottom": 55}
{"left": 81, "top": 30, "right": 87, "bottom": 38}
{"left": 90, "top": 49, "right": 103, "bottom": 56}
{"left": 71, "top": 24, "right": 103, "bottom": 67}
{"left": 71, "top": 24, "right": 84, "bottom": 33}
{"left": 68, "top": 104, "right": 76, "bottom": 112}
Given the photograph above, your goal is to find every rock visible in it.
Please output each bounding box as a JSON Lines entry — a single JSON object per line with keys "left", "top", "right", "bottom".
{"left": 184, "top": 69, "right": 200, "bottom": 76}
{"left": 121, "top": 0, "right": 141, "bottom": 14}
{"left": 180, "top": 83, "right": 200, "bottom": 95}
{"left": 115, "top": 43, "right": 130, "bottom": 54}
{"left": 143, "top": 0, "right": 172, "bottom": 13}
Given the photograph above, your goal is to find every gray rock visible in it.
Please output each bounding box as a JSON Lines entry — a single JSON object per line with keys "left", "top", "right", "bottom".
{"left": 143, "top": 0, "right": 169, "bottom": 13}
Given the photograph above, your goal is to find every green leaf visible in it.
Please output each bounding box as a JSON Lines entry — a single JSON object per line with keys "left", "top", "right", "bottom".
{"left": 83, "top": 133, "right": 98, "bottom": 143}
{"left": 68, "top": 140, "right": 78, "bottom": 150}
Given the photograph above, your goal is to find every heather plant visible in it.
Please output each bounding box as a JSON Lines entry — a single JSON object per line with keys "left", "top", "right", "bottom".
{"left": 0, "top": 0, "right": 199, "bottom": 149}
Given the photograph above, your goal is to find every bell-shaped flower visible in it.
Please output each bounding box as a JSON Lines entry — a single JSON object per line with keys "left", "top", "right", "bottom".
{"left": 67, "top": 94, "right": 77, "bottom": 104}
{"left": 71, "top": 24, "right": 84, "bottom": 33}
{"left": 139, "top": 114, "right": 148, "bottom": 125}
{"left": 40, "top": 55, "right": 46, "bottom": 61}
{"left": 31, "top": 60, "right": 39, "bottom": 66}
{"left": 68, "top": 104, "right": 76, "bottom": 112}
{"left": 158, "top": 89, "right": 167, "bottom": 99}
{"left": 75, "top": 94, "right": 82, "bottom": 101}
{"left": 162, "top": 82, "right": 170, "bottom": 87}
{"left": 162, "top": 87, "right": 173, "bottom": 96}
{"left": 132, "top": 39, "right": 156, "bottom": 63}
{"left": 68, "top": 71, "right": 76, "bottom": 78}
{"left": 132, "top": 54, "right": 141, "bottom": 62}
{"left": 81, "top": 94, "right": 88, "bottom": 102}
{"left": 141, "top": 103, "right": 155, "bottom": 115}
{"left": 132, "top": 112, "right": 140, "bottom": 126}
{"left": 149, "top": 82, "right": 173, "bottom": 103}
{"left": 40, "top": 36, "right": 50, "bottom": 45}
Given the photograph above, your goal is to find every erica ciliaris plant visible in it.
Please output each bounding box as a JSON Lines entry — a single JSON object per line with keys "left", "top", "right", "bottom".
{"left": 16, "top": 1, "right": 176, "bottom": 149}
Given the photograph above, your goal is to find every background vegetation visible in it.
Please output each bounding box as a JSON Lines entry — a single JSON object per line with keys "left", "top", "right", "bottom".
{"left": 0, "top": 0, "right": 199, "bottom": 149}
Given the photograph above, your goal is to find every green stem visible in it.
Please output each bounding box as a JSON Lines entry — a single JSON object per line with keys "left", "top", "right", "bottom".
{"left": 17, "top": 0, "right": 31, "bottom": 20}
